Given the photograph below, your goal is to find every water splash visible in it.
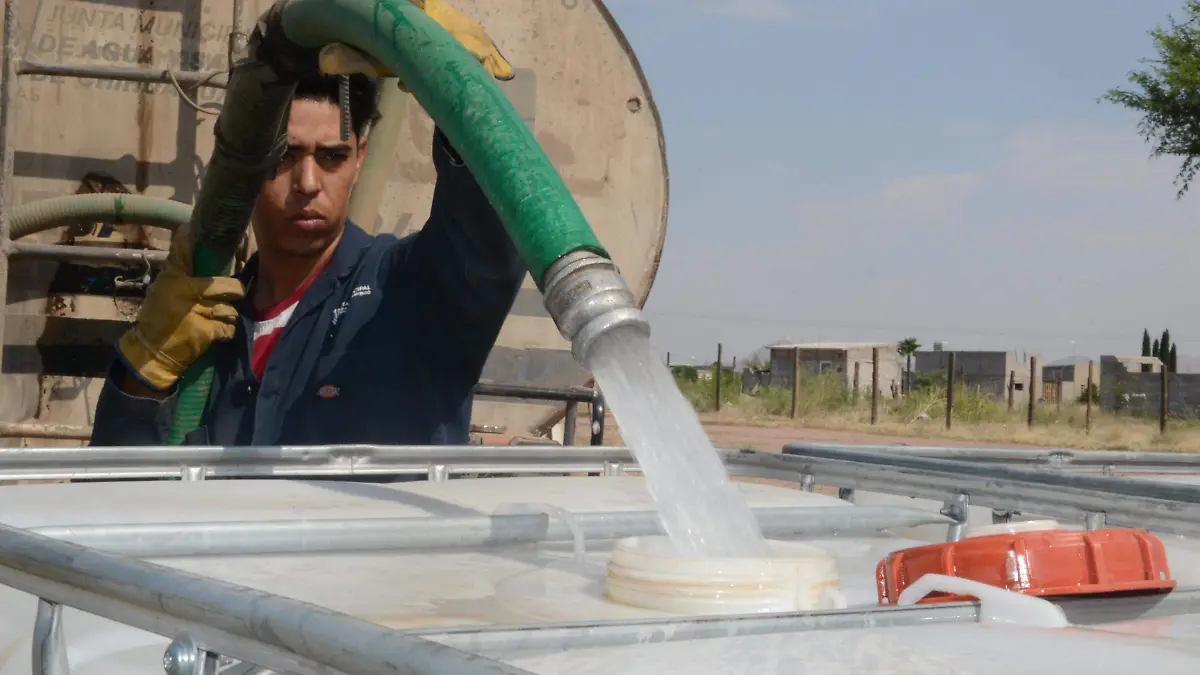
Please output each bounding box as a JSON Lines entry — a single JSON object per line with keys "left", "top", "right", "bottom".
{"left": 584, "top": 326, "right": 767, "bottom": 558}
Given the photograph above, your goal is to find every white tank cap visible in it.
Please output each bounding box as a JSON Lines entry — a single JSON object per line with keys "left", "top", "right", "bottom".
{"left": 966, "top": 520, "right": 1062, "bottom": 538}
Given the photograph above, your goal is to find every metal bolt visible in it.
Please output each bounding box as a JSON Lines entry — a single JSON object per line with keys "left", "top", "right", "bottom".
{"left": 163, "top": 640, "right": 196, "bottom": 675}
{"left": 800, "top": 474, "right": 816, "bottom": 492}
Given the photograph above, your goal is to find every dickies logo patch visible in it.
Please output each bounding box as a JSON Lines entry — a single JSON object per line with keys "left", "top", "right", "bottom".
{"left": 317, "top": 384, "right": 341, "bottom": 399}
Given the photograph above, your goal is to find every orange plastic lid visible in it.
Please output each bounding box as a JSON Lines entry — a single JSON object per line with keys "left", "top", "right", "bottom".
{"left": 876, "top": 528, "right": 1175, "bottom": 605}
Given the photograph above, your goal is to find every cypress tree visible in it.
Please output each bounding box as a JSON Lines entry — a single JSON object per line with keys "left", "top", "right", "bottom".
{"left": 1143, "top": 329, "right": 1152, "bottom": 356}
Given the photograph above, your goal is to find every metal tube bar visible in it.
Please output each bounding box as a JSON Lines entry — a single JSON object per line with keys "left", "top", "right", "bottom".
{"left": 0, "top": 423, "right": 91, "bottom": 440}
{"left": 562, "top": 401, "right": 577, "bottom": 446}
{"left": 785, "top": 442, "right": 1200, "bottom": 473}
{"left": 774, "top": 444, "right": 1200, "bottom": 502}
{"left": 16, "top": 60, "right": 226, "bottom": 89}
{"left": 422, "top": 586, "right": 1200, "bottom": 654}
{"left": 29, "top": 506, "right": 952, "bottom": 558}
{"left": 0, "top": 445, "right": 637, "bottom": 481}
{"left": 227, "top": 0, "right": 245, "bottom": 68}
{"left": 0, "top": 0, "right": 16, "bottom": 380}
{"left": 472, "top": 382, "right": 598, "bottom": 403}
{"left": 0, "top": 523, "right": 535, "bottom": 675}
{"left": 426, "top": 602, "right": 981, "bottom": 655}
{"left": 942, "top": 493, "right": 969, "bottom": 542}
{"left": 590, "top": 390, "right": 606, "bottom": 446}
{"left": 759, "top": 446, "right": 1200, "bottom": 537}
{"left": 7, "top": 242, "right": 168, "bottom": 265}
{"left": 0, "top": 388, "right": 608, "bottom": 443}
{"left": 32, "top": 599, "right": 67, "bottom": 675}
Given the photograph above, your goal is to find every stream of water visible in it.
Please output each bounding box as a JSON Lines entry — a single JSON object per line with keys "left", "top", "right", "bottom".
{"left": 584, "top": 326, "right": 769, "bottom": 558}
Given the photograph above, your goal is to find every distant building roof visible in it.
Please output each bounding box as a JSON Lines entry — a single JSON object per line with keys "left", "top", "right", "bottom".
{"left": 770, "top": 342, "right": 896, "bottom": 351}
{"left": 1045, "top": 356, "right": 1090, "bottom": 367}
{"left": 1109, "top": 355, "right": 1163, "bottom": 366}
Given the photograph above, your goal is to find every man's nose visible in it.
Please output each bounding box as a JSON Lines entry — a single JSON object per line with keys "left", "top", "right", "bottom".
{"left": 292, "top": 156, "right": 321, "bottom": 196}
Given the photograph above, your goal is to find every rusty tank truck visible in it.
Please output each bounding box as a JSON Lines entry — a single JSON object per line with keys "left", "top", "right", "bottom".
{"left": 0, "top": 0, "right": 668, "bottom": 448}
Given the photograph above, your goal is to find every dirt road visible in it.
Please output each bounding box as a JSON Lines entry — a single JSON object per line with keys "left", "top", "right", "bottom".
{"left": 700, "top": 424, "right": 1044, "bottom": 451}
{"left": 600, "top": 421, "right": 1039, "bottom": 453}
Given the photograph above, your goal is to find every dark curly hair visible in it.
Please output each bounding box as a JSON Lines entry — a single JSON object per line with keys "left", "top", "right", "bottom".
{"left": 292, "top": 72, "right": 382, "bottom": 139}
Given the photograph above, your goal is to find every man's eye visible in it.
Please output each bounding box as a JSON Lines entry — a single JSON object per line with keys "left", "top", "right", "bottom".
{"left": 319, "top": 151, "right": 349, "bottom": 163}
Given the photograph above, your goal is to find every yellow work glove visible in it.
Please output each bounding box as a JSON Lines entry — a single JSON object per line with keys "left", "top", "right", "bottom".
{"left": 406, "top": 0, "right": 513, "bottom": 84}
{"left": 117, "top": 223, "right": 245, "bottom": 392}
{"left": 317, "top": 2, "right": 513, "bottom": 85}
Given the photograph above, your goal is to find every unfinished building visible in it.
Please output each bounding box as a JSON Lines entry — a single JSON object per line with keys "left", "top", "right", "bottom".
{"left": 912, "top": 348, "right": 1042, "bottom": 405}
{"left": 766, "top": 342, "right": 902, "bottom": 398}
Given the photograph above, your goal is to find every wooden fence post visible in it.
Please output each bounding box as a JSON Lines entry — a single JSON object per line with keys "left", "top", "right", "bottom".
{"left": 1161, "top": 361, "right": 1169, "bottom": 434}
{"left": 1027, "top": 356, "right": 1037, "bottom": 428}
{"left": 946, "top": 353, "right": 955, "bottom": 430}
{"left": 790, "top": 347, "right": 800, "bottom": 419}
{"left": 853, "top": 361, "right": 860, "bottom": 403}
{"left": 871, "top": 347, "right": 880, "bottom": 425}
{"left": 1007, "top": 371, "right": 1015, "bottom": 412}
{"left": 1086, "top": 360, "right": 1094, "bottom": 434}
{"left": 714, "top": 343, "right": 723, "bottom": 412}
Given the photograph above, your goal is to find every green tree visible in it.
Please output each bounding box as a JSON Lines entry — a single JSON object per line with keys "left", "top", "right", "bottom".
{"left": 1142, "top": 328, "right": 1153, "bottom": 372}
{"left": 1171, "top": 343, "right": 1179, "bottom": 373}
{"left": 897, "top": 337, "right": 920, "bottom": 394}
{"left": 1154, "top": 338, "right": 1161, "bottom": 357}
{"left": 1103, "top": 0, "right": 1200, "bottom": 198}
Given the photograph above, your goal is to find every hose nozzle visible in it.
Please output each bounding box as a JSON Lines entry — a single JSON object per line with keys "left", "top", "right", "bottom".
{"left": 542, "top": 251, "right": 650, "bottom": 366}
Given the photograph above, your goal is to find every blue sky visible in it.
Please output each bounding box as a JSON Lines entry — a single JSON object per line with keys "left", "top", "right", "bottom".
{"left": 602, "top": 0, "right": 1200, "bottom": 367}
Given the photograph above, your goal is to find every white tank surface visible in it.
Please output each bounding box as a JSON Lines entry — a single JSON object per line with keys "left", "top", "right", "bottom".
{"left": 0, "top": 476, "right": 924, "bottom": 674}
{"left": 0, "top": 471, "right": 1198, "bottom": 675}
{"left": 453, "top": 623, "right": 1200, "bottom": 674}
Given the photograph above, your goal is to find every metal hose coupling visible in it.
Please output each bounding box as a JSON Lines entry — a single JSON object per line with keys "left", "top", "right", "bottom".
{"left": 542, "top": 250, "right": 650, "bottom": 365}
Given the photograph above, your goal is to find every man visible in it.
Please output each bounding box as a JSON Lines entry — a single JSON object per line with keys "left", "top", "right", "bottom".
{"left": 89, "top": 4, "right": 525, "bottom": 447}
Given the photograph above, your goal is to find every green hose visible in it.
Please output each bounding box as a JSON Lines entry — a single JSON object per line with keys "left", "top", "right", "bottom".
{"left": 279, "top": 0, "right": 609, "bottom": 286}
{"left": 168, "top": 17, "right": 300, "bottom": 445}
{"left": 10, "top": 194, "right": 191, "bottom": 240}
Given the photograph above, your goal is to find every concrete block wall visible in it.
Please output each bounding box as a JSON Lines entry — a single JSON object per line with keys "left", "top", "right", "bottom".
{"left": 912, "top": 350, "right": 1040, "bottom": 403}
{"left": 1099, "top": 356, "right": 1200, "bottom": 418}
{"left": 766, "top": 346, "right": 900, "bottom": 399}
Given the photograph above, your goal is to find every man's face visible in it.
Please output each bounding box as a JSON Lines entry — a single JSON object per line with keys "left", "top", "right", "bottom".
{"left": 252, "top": 98, "right": 367, "bottom": 259}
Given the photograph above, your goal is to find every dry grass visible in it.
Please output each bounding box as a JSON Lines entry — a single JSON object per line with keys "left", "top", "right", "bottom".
{"left": 677, "top": 374, "right": 1200, "bottom": 452}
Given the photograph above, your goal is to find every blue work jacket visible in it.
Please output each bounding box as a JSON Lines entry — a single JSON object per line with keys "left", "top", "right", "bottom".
{"left": 89, "top": 130, "right": 526, "bottom": 447}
